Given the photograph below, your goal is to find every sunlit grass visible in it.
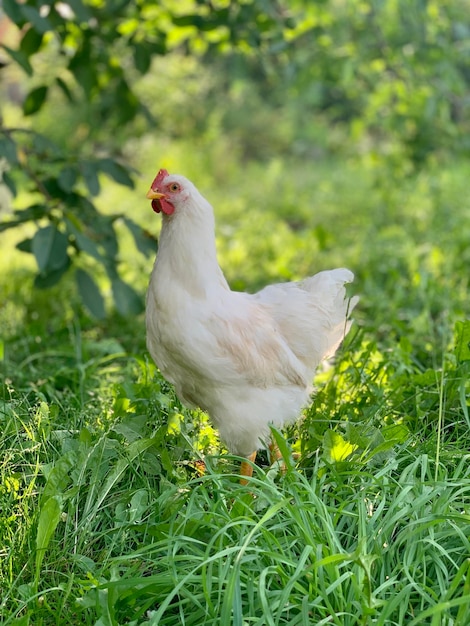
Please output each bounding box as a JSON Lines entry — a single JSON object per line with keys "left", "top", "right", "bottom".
{"left": 2, "top": 390, "right": 469, "bottom": 625}
{"left": 1, "top": 313, "right": 469, "bottom": 624}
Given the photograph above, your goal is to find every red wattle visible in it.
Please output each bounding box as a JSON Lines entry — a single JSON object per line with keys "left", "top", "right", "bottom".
{"left": 160, "top": 198, "right": 175, "bottom": 215}
{"left": 151, "top": 197, "right": 175, "bottom": 215}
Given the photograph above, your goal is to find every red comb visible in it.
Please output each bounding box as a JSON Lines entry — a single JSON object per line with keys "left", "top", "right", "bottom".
{"left": 150, "top": 168, "right": 169, "bottom": 190}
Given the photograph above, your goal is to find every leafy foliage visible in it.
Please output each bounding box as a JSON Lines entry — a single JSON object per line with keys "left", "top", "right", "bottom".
{"left": 0, "top": 0, "right": 295, "bottom": 313}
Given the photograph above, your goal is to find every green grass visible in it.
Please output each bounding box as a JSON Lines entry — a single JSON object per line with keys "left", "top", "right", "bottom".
{"left": 1, "top": 141, "right": 470, "bottom": 624}
{"left": 1, "top": 377, "right": 469, "bottom": 625}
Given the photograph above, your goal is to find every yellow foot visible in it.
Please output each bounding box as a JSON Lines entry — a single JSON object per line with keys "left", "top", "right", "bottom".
{"left": 240, "top": 451, "right": 257, "bottom": 485}
{"left": 269, "top": 441, "right": 282, "bottom": 465}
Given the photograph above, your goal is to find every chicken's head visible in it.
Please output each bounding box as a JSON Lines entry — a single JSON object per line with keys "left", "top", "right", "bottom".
{"left": 146, "top": 169, "right": 190, "bottom": 216}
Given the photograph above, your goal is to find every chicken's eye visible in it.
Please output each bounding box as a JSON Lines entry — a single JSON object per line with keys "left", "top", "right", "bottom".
{"left": 169, "top": 183, "right": 180, "bottom": 192}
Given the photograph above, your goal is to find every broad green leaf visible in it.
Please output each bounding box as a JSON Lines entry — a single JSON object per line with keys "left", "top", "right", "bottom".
{"left": 41, "top": 177, "right": 65, "bottom": 199}
{"left": 20, "top": 28, "right": 43, "bottom": 57}
{"left": 381, "top": 423, "right": 409, "bottom": 444}
{"left": 68, "top": 48, "right": 96, "bottom": 95}
{"left": 98, "top": 158, "right": 134, "bottom": 188}
{"left": 16, "top": 238, "right": 32, "bottom": 253}
{"left": 58, "top": 166, "right": 78, "bottom": 193}
{"left": 172, "top": 15, "right": 204, "bottom": 28}
{"left": 41, "top": 451, "right": 77, "bottom": 504}
{"left": 0, "top": 136, "right": 18, "bottom": 164}
{"left": 2, "top": 0, "right": 25, "bottom": 25}
{"left": 149, "top": 38, "right": 166, "bottom": 56}
{"left": 114, "top": 79, "right": 139, "bottom": 124}
{"left": 76, "top": 269, "right": 106, "bottom": 319}
{"left": 32, "top": 225, "right": 69, "bottom": 273}
{"left": 323, "top": 430, "right": 357, "bottom": 463}
{"left": 32, "top": 132, "right": 61, "bottom": 157}
{"left": 455, "top": 320, "right": 470, "bottom": 363}
{"left": 34, "top": 260, "right": 71, "bottom": 288}
{"left": 23, "top": 85, "right": 49, "bottom": 116}
{"left": 96, "top": 218, "right": 119, "bottom": 258}
{"left": 21, "top": 5, "right": 52, "bottom": 34}
{"left": 1, "top": 45, "right": 33, "bottom": 75}
{"left": 35, "top": 495, "right": 62, "bottom": 583}
{"left": 0, "top": 205, "right": 47, "bottom": 233}
{"left": 133, "top": 42, "right": 151, "bottom": 74}
{"left": 111, "top": 277, "right": 143, "bottom": 316}
{"left": 81, "top": 161, "right": 100, "bottom": 196}
{"left": 2, "top": 171, "right": 16, "bottom": 197}
{"left": 55, "top": 76, "right": 75, "bottom": 103}
{"left": 73, "top": 231, "right": 102, "bottom": 261}
{"left": 67, "top": 0, "right": 93, "bottom": 23}
{"left": 122, "top": 217, "right": 157, "bottom": 256}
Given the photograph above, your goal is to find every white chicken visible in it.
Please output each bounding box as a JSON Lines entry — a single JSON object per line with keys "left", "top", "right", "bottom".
{"left": 145, "top": 169, "right": 358, "bottom": 479}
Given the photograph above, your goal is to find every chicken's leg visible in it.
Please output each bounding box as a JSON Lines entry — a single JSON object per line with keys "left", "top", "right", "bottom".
{"left": 240, "top": 451, "right": 257, "bottom": 484}
{"left": 269, "top": 441, "right": 288, "bottom": 476}
{"left": 269, "top": 441, "right": 282, "bottom": 464}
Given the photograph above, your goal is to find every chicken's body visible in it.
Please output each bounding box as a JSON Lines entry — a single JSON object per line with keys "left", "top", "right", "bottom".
{"left": 146, "top": 171, "right": 357, "bottom": 457}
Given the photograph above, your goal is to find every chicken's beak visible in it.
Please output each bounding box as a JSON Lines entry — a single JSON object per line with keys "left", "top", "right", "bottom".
{"left": 146, "top": 189, "right": 165, "bottom": 200}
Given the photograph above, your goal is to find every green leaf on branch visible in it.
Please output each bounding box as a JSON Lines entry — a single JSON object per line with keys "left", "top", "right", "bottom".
{"left": 32, "top": 225, "right": 69, "bottom": 274}
{"left": 2, "top": 171, "right": 17, "bottom": 197}
{"left": 111, "top": 277, "right": 143, "bottom": 316}
{"left": 16, "top": 238, "right": 32, "bottom": 253}
{"left": 20, "top": 28, "right": 44, "bottom": 57}
{"left": 96, "top": 219, "right": 119, "bottom": 258}
{"left": 21, "top": 5, "right": 52, "bottom": 35}
{"left": 68, "top": 45, "right": 96, "bottom": 96}
{"left": 34, "top": 260, "right": 71, "bottom": 288}
{"left": 32, "top": 133, "right": 61, "bottom": 157}
{"left": 67, "top": 0, "right": 94, "bottom": 23}
{"left": 122, "top": 217, "right": 157, "bottom": 256}
{"left": 23, "top": 86, "right": 49, "bottom": 116}
{"left": 0, "top": 205, "right": 48, "bottom": 233}
{"left": 76, "top": 269, "right": 106, "bottom": 319}
{"left": 114, "top": 79, "right": 140, "bottom": 124}
{"left": 41, "top": 177, "right": 65, "bottom": 199}
{"left": 133, "top": 42, "right": 152, "bottom": 74}
{"left": 172, "top": 15, "right": 204, "bottom": 29}
{"left": 73, "top": 231, "right": 102, "bottom": 261}
{"left": 58, "top": 166, "right": 78, "bottom": 193}
{"left": 0, "top": 136, "right": 19, "bottom": 164}
{"left": 98, "top": 158, "right": 134, "bottom": 188}
{"left": 2, "top": 0, "right": 26, "bottom": 25}
{"left": 65, "top": 216, "right": 101, "bottom": 261}
{"left": 55, "top": 77, "right": 75, "bottom": 103}
{"left": 1, "top": 45, "right": 33, "bottom": 76}
{"left": 81, "top": 161, "right": 101, "bottom": 196}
